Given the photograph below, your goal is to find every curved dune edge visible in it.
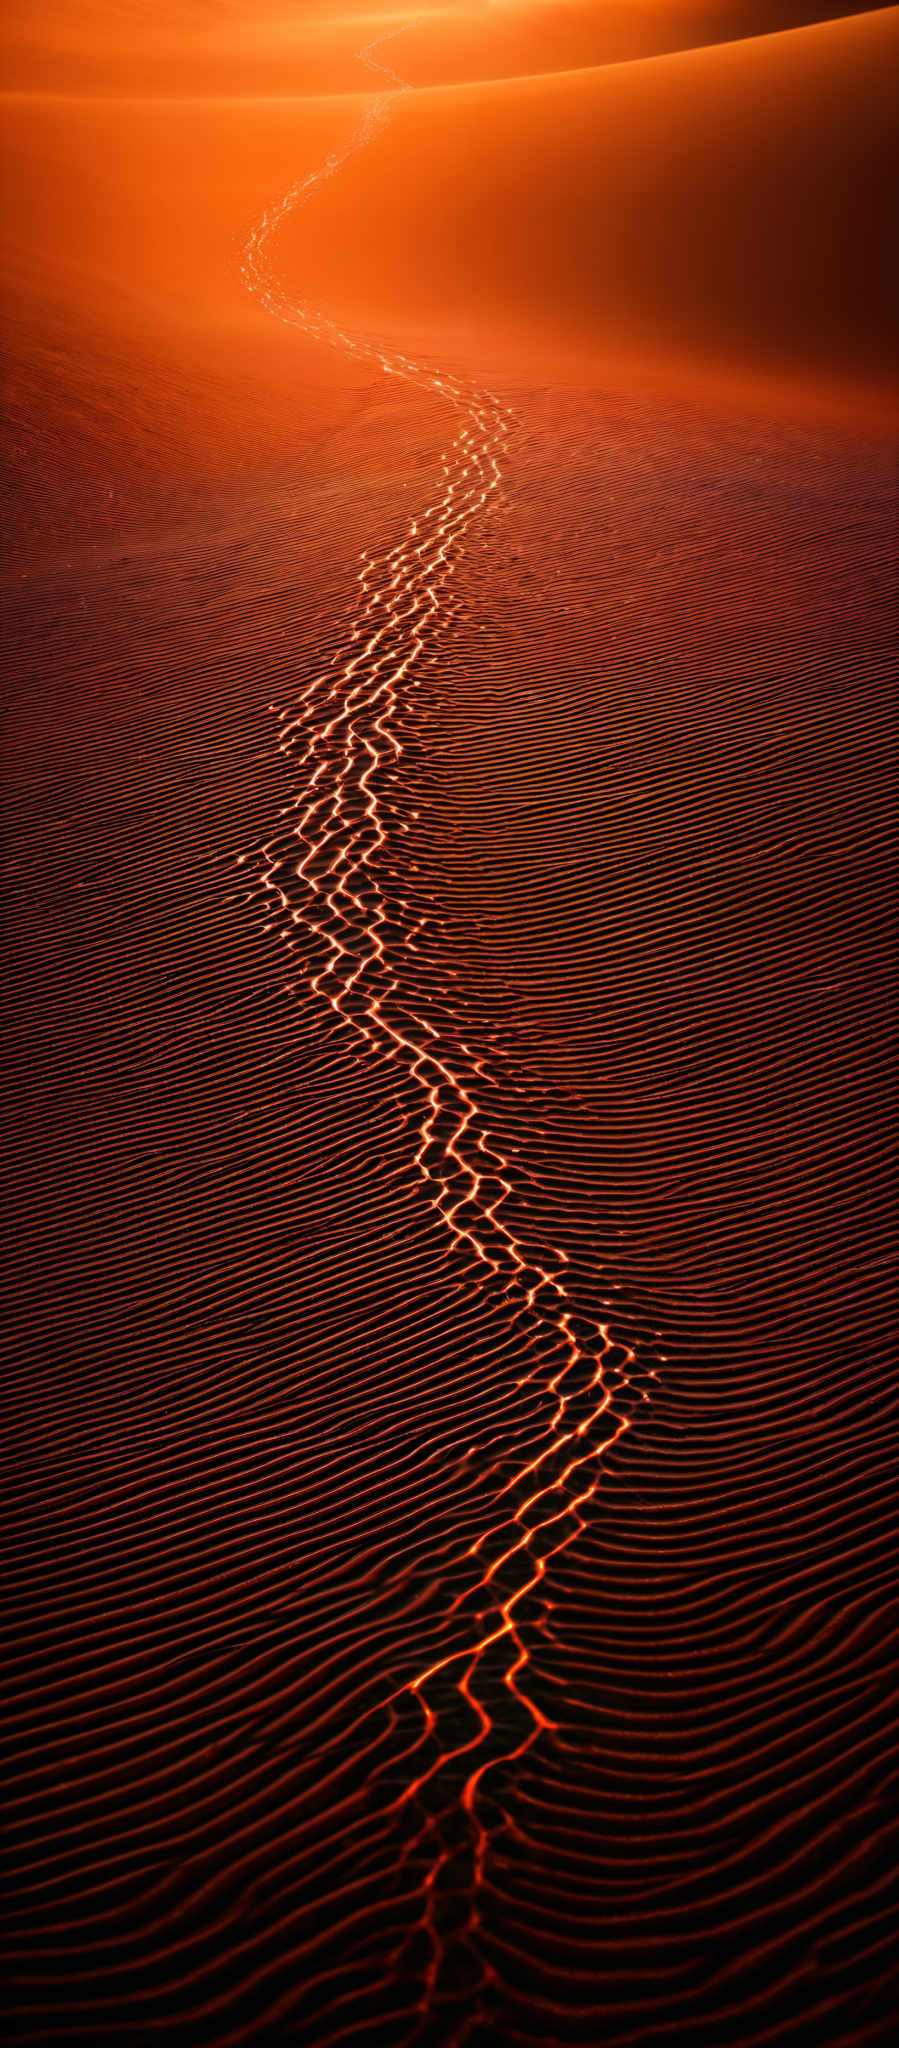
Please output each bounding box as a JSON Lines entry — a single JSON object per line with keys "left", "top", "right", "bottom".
{"left": 271, "top": 6, "right": 898, "bottom": 419}
{"left": 0, "top": 0, "right": 883, "bottom": 96}
{"left": 4, "top": 10, "right": 895, "bottom": 458}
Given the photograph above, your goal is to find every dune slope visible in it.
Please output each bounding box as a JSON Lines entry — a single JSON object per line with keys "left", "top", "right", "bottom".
{"left": 276, "top": 7, "right": 899, "bottom": 404}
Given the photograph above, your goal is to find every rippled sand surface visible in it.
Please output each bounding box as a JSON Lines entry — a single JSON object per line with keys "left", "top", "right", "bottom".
{"left": 3, "top": 6, "right": 897, "bottom": 2044}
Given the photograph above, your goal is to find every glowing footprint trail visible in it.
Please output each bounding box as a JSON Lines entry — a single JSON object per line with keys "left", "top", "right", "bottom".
{"left": 240, "top": 23, "right": 654, "bottom": 2023}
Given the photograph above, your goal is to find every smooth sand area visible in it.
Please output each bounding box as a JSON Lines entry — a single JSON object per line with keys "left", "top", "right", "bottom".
{"left": 271, "top": 8, "right": 898, "bottom": 415}
{"left": 1, "top": 90, "right": 376, "bottom": 503}
{"left": 4, "top": 5, "right": 895, "bottom": 473}
{"left": 1, "top": 0, "right": 881, "bottom": 94}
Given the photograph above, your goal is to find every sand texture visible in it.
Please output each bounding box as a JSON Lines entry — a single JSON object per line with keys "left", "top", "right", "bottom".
{"left": 3, "top": 6, "right": 897, "bottom": 2045}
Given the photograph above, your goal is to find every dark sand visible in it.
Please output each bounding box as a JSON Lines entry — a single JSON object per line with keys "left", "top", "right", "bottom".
{"left": 3, "top": 6, "right": 897, "bottom": 2044}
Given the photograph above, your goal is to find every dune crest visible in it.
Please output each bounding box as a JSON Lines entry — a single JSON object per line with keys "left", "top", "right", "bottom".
{"left": 271, "top": 6, "right": 898, "bottom": 412}
{"left": 0, "top": 0, "right": 883, "bottom": 95}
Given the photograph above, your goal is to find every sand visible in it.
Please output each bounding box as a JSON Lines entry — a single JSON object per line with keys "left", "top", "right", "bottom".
{"left": 274, "top": 7, "right": 899, "bottom": 412}
{"left": 3, "top": 6, "right": 896, "bottom": 2044}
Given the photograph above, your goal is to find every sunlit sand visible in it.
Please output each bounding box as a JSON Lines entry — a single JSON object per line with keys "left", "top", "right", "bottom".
{"left": 3, "top": 6, "right": 896, "bottom": 2044}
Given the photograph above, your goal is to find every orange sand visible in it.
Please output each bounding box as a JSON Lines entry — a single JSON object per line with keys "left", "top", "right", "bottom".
{"left": 275, "top": 8, "right": 898, "bottom": 415}
{"left": 3, "top": 3, "right": 896, "bottom": 474}
{"left": 4, "top": 12, "right": 896, "bottom": 2047}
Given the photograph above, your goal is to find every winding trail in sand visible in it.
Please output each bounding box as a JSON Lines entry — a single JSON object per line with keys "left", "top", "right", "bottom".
{"left": 5, "top": 12, "right": 895, "bottom": 2047}
{"left": 238, "top": 23, "right": 655, "bottom": 2015}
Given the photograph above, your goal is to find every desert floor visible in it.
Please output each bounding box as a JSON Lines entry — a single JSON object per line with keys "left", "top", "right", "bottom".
{"left": 3, "top": 6, "right": 896, "bottom": 2044}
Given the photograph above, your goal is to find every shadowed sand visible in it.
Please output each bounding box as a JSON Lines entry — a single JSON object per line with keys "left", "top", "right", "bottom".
{"left": 273, "top": 6, "right": 898, "bottom": 413}
{"left": 2, "top": 5, "right": 897, "bottom": 2045}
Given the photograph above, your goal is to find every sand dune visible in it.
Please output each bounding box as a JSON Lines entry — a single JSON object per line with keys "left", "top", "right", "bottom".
{"left": 1, "top": 0, "right": 880, "bottom": 95}
{"left": 3, "top": 5, "right": 897, "bottom": 2045}
{"left": 393, "top": 0, "right": 885, "bottom": 89}
{"left": 0, "top": 89, "right": 376, "bottom": 498}
{"left": 4, "top": 5, "right": 894, "bottom": 478}
{"left": 274, "top": 6, "right": 898, "bottom": 409}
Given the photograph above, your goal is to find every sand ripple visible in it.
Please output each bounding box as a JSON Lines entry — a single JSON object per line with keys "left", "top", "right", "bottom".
{"left": 3, "top": 18, "right": 896, "bottom": 2048}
